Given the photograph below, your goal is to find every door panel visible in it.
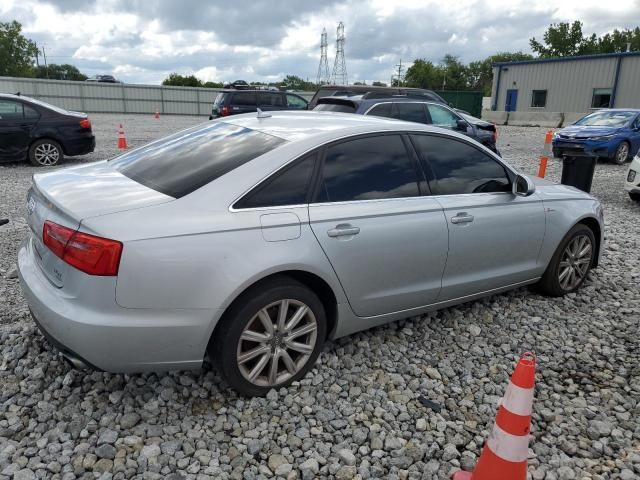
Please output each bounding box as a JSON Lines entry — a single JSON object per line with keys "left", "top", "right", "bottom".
{"left": 309, "top": 198, "right": 449, "bottom": 317}
{"left": 0, "top": 100, "right": 33, "bottom": 161}
{"left": 435, "top": 193, "right": 545, "bottom": 300}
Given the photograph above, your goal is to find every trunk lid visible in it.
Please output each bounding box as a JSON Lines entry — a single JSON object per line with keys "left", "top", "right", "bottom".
{"left": 26, "top": 161, "right": 173, "bottom": 287}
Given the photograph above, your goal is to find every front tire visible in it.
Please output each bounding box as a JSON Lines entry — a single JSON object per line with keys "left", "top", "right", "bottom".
{"left": 612, "top": 141, "right": 630, "bottom": 165}
{"left": 538, "top": 224, "right": 595, "bottom": 297}
{"left": 29, "top": 139, "right": 63, "bottom": 166}
{"left": 211, "top": 277, "right": 326, "bottom": 396}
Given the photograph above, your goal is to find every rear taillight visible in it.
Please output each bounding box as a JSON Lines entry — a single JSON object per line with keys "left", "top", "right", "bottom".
{"left": 492, "top": 124, "right": 498, "bottom": 142}
{"left": 220, "top": 105, "right": 230, "bottom": 116}
{"left": 43, "top": 221, "right": 122, "bottom": 276}
{"left": 79, "top": 118, "right": 92, "bottom": 129}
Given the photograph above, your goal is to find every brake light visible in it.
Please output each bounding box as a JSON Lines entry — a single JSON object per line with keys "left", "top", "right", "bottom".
{"left": 220, "top": 105, "right": 230, "bottom": 117}
{"left": 43, "top": 221, "right": 122, "bottom": 276}
{"left": 79, "top": 118, "right": 92, "bottom": 129}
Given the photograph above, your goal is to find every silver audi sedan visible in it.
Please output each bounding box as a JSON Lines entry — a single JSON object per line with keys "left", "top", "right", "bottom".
{"left": 18, "top": 111, "right": 604, "bottom": 395}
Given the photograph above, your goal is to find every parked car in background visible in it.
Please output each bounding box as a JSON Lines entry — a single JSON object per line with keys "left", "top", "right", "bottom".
{"left": 209, "top": 90, "right": 308, "bottom": 119}
{"left": 552, "top": 109, "right": 640, "bottom": 164}
{"left": 18, "top": 111, "right": 603, "bottom": 396}
{"left": 625, "top": 152, "right": 640, "bottom": 201}
{"left": 314, "top": 95, "right": 499, "bottom": 153}
{"left": 0, "top": 93, "right": 95, "bottom": 166}
{"left": 308, "top": 85, "right": 448, "bottom": 109}
{"left": 85, "top": 75, "right": 121, "bottom": 83}
{"left": 223, "top": 80, "right": 251, "bottom": 90}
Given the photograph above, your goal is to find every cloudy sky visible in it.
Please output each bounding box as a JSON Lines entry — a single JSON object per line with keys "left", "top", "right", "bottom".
{"left": 1, "top": 0, "right": 639, "bottom": 85}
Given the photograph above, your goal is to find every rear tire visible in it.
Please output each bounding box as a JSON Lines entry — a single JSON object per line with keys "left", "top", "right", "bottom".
{"left": 612, "top": 141, "right": 630, "bottom": 165}
{"left": 630, "top": 192, "right": 640, "bottom": 201}
{"left": 29, "top": 139, "right": 63, "bottom": 166}
{"left": 210, "top": 276, "right": 326, "bottom": 396}
{"left": 537, "top": 224, "right": 595, "bottom": 297}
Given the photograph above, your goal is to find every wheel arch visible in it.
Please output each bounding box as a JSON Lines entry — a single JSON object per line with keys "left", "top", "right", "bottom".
{"left": 29, "top": 136, "right": 65, "bottom": 155}
{"left": 576, "top": 216, "right": 601, "bottom": 268}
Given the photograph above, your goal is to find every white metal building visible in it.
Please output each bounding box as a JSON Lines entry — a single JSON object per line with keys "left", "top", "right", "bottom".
{"left": 491, "top": 52, "right": 640, "bottom": 113}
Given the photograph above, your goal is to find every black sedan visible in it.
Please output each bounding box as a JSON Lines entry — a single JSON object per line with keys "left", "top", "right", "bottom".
{"left": 0, "top": 93, "right": 95, "bottom": 166}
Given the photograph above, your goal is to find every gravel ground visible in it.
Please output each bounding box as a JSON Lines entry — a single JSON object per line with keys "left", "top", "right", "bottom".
{"left": 1, "top": 115, "right": 639, "bottom": 480}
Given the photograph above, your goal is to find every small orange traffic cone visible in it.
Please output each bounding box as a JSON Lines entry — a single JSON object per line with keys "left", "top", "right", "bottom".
{"left": 154, "top": 110, "right": 160, "bottom": 119}
{"left": 117, "top": 124, "right": 128, "bottom": 150}
{"left": 452, "top": 352, "right": 536, "bottom": 480}
{"left": 537, "top": 130, "right": 554, "bottom": 178}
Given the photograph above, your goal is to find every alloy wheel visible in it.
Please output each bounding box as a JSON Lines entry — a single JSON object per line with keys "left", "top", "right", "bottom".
{"left": 616, "top": 143, "right": 629, "bottom": 164}
{"left": 236, "top": 299, "right": 318, "bottom": 387}
{"left": 34, "top": 143, "right": 60, "bottom": 166}
{"left": 558, "top": 234, "right": 593, "bottom": 291}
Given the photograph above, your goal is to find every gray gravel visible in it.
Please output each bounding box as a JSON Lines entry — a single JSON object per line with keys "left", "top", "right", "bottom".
{"left": 1, "top": 115, "right": 639, "bottom": 479}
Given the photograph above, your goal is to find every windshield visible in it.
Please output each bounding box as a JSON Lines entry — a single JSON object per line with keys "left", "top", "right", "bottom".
{"left": 19, "top": 96, "right": 70, "bottom": 115}
{"left": 110, "top": 122, "right": 286, "bottom": 198}
{"left": 314, "top": 103, "right": 356, "bottom": 113}
{"left": 576, "top": 111, "right": 636, "bottom": 127}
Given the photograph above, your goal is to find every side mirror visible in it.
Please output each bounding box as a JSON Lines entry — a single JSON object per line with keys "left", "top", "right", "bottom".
{"left": 456, "top": 119, "right": 468, "bottom": 131}
{"left": 513, "top": 174, "right": 536, "bottom": 197}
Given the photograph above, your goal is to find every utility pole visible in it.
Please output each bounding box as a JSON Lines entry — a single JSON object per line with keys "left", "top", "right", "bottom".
{"left": 395, "top": 59, "right": 404, "bottom": 87}
{"left": 316, "top": 28, "right": 330, "bottom": 85}
{"left": 331, "top": 22, "right": 348, "bottom": 85}
{"left": 42, "top": 45, "right": 49, "bottom": 79}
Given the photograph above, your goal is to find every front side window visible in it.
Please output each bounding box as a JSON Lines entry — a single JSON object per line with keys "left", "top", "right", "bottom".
{"left": 233, "top": 92, "right": 257, "bottom": 106}
{"left": 235, "top": 154, "right": 316, "bottom": 208}
{"left": 531, "top": 90, "right": 547, "bottom": 108}
{"left": 110, "top": 122, "right": 285, "bottom": 198}
{"left": 393, "top": 103, "right": 428, "bottom": 124}
{"left": 591, "top": 88, "right": 612, "bottom": 109}
{"left": 426, "top": 104, "right": 458, "bottom": 128}
{"left": 411, "top": 134, "right": 510, "bottom": 195}
{"left": 0, "top": 100, "right": 24, "bottom": 119}
{"left": 286, "top": 94, "right": 308, "bottom": 109}
{"left": 316, "top": 135, "right": 419, "bottom": 202}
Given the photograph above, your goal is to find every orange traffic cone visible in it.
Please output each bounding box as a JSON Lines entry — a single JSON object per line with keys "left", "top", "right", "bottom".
{"left": 452, "top": 352, "right": 536, "bottom": 480}
{"left": 537, "top": 130, "right": 554, "bottom": 178}
{"left": 154, "top": 111, "right": 160, "bottom": 119}
{"left": 117, "top": 124, "right": 128, "bottom": 150}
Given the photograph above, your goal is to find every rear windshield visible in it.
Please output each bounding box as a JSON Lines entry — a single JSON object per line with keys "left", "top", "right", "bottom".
{"left": 110, "top": 122, "right": 285, "bottom": 198}
{"left": 314, "top": 103, "right": 356, "bottom": 113}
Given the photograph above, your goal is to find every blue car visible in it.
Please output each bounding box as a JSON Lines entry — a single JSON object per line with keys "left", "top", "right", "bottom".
{"left": 552, "top": 109, "right": 640, "bottom": 165}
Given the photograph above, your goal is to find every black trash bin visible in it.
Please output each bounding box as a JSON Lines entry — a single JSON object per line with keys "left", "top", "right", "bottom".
{"left": 560, "top": 156, "right": 597, "bottom": 193}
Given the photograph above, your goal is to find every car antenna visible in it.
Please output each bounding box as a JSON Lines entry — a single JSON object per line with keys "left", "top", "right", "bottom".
{"left": 256, "top": 108, "right": 271, "bottom": 119}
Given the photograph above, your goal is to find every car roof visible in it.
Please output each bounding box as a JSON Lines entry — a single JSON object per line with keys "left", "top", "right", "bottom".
{"left": 587, "top": 108, "right": 640, "bottom": 112}
{"left": 220, "top": 110, "right": 442, "bottom": 143}
{"left": 0, "top": 93, "right": 26, "bottom": 100}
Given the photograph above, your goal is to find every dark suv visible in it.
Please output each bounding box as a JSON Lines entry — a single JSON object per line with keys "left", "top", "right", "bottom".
{"left": 308, "top": 85, "right": 448, "bottom": 109}
{"left": 314, "top": 95, "right": 499, "bottom": 154}
{"left": 209, "top": 90, "right": 309, "bottom": 119}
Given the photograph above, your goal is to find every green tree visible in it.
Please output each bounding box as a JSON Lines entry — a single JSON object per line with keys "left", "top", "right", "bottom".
{"left": 202, "top": 81, "right": 224, "bottom": 88}
{"left": 279, "top": 75, "right": 316, "bottom": 91}
{"left": 372, "top": 81, "right": 387, "bottom": 87}
{"left": 35, "top": 63, "right": 87, "bottom": 81}
{"left": 467, "top": 52, "right": 534, "bottom": 95}
{"left": 597, "top": 27, "right": 640, "bottom": 53}
{"left": 530, "top": 21, "right": 599, "bottom": 57}
{"left": 404, "top": 59, "right": 441, "bottom": 89}
{"left": 440, "top": 54, "right": 468, "bottom": 90}
{"left": 162, "top": 73, "right": 202, "bottom": 87}
{"left": 0, "top": 20, "right": 39, "bottom": 77}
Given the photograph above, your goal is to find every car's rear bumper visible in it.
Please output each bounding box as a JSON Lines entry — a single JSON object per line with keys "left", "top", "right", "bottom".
{"left": 62, "top": 135, "right": 95, "bottom": 156}
{"left": 18, "top": 237, "right": 213, "bottom": 373}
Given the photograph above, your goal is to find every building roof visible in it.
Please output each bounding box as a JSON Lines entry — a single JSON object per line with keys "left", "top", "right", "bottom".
{"left": 493, "top": 51, "right": 640, "bottom": 67}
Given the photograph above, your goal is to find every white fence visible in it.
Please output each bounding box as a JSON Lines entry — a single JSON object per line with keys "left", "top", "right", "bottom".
{"left": 0, "top": 76, "right": 314, "bottom": 116}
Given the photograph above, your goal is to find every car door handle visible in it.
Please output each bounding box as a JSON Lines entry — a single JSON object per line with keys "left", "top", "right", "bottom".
{"left": 451, "top": 213, "right": 474, "bottom": 224}
{"left": 327, "top": 224, "right": 360, "bottom": 237}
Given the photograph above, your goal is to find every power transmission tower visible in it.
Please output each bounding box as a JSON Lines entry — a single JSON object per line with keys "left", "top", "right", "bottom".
{"left": 331, "top": 22, "right": 347, "bottom": 85}
{"left": 316, "top": 28, "right": 330, "bottom": 85}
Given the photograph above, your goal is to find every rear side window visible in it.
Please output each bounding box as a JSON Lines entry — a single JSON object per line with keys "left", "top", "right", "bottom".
{"left": 426, "top": 104, "right": 459, "bottom": 128}
{"left": 313, "top": 102, "right": 356, "bottom": 113}
{"left": 367, "top": 103, "right": 393, "bottom": 118}
{"left": 24, "top": 106, "right": 40, "bottom": 119}
{"left": 232, "top": 92, "right": 257, "bottom": 106}
{"left": 259, "top": 92, "right": 285, "bottom": 107}
{"left": 110, "top": 122, "right": 285, "bottom": 198}
{"left": 235, "top": 154, "right": 316, "bottom": 208}
{"left": 316, "top": 135, "right": 419, "bottom": 202}
{"left": 411, "top": 134, "right": 510, "bottom": 195}
{"left": 393, "top": 103, "right": 428, "bottom": 124}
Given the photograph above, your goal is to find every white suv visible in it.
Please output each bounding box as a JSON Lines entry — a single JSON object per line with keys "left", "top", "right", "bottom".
{"left": 625, "top": 154, "right": 640, "bottom": 201}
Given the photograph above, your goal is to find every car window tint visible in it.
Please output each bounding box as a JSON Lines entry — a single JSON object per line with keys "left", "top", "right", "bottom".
{"left": 0, "top": 100, "right": 23, "bottom": 119}
{"left": 317, "top": 135, "right": 419, "bottom": 202}
{"left": 411, "top": 134, "right": 510, "bottom": 195}
{"left": 259, "top": 92, "right": 285, "bottom": 107}
{"left": 393, "top": 103, "right": 428, "bottom": 124}
{"left": 313, "top": 103, "right": 356, "bottom": 113}
{"left": 426, "top": 104, "right": 458, "bottom": 128}
{"left": 23, "top": 106, "right": 40, "bottom": 119}
{"left": 110, "top": 122, "right": 286, "bottom": 198}
{"left": 367, "top": 103, "right": 393, "bottom": 118}
{"left": 233, "top": 92, "right": 257, "bottom": 106}
{"left": 236, "top": 154, "right": 316, "bottom": 208}
{"left": 286, "top": 94, "right": 308, "bottom": 109}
